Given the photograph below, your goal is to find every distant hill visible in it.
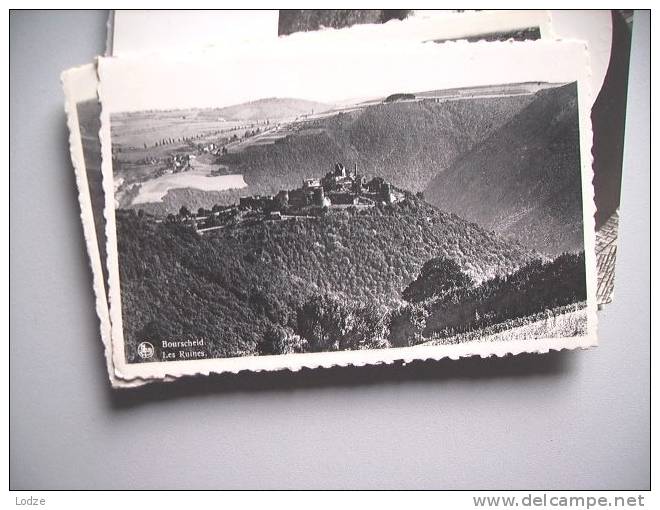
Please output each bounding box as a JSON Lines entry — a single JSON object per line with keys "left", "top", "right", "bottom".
{"left": 215, "top": 97, "right": 333, "bottom": 121}
{"left": 117, "top": 194, "right": 536, "bottom": 361}
{"left": 424, "top": 83, "right": 583, "bottom": 256}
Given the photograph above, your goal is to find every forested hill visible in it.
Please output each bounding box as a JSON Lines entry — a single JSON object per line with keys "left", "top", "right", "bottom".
{"left": 228, "top": 94, "right": 536, "bottom": 194}
{"left": 140, "top": 93, "right": 536, "bottom": 215}
{"left": 117, "top": 195, "right": 536, "bottom": 361}
{"left": 424, "top": 82, "right": 583, "bottom": 256}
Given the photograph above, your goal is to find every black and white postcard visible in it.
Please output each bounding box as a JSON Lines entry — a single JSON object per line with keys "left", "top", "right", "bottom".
{"left": 92, "top": 38, "right": 597, "bottom": 383}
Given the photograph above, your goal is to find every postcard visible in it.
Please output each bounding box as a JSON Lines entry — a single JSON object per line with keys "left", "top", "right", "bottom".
{"left": 95, "top": 38, "right": 597, "bottom": 383}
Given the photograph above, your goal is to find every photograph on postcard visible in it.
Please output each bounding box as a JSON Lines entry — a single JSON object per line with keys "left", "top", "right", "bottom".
{"left": 98, "top": 40, "right": 597, "bottom": 380}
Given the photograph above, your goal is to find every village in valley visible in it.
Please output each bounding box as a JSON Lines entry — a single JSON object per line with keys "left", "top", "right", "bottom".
{"left": 166, "top": 162, "right": 405, "bottom": 234}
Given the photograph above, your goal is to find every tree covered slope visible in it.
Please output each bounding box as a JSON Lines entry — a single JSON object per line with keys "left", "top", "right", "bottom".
{"left": 117, "top": 195, "right": 535, "bottom": 361}
{"left": 424, "top": 83, "right": 584, "bottom": 256}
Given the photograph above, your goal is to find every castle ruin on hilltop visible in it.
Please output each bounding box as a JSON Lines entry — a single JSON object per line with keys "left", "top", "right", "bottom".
{"left": 173, "top": 162, "right": 405, "bottom": 233}
{"left": 239, "top": 162, "right": 402, "bottom": 212}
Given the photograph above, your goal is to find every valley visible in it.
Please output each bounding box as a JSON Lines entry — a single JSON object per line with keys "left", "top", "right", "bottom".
{"left": 111, "top": 82, "right": 588, "bottom": 362}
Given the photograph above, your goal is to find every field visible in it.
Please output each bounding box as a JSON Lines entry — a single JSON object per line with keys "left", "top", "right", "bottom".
{"left": 111, "top": 101, "right": 334, "bottom": 208}
{"left": 131, "top": 170, "right": 247, "bottom": 205}
{"left": 111, "top": 109, "right": 250, "bottom": 148}
{"left": 111, "top": 116, "right": 267, "bottom": 207}
{"left": 415, "top": 81, "right": 564, "bottom": 101}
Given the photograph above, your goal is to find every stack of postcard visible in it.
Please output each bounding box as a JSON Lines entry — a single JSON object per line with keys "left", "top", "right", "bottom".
{"left": 61, "top": 10, "right": 633, "bottom": 387}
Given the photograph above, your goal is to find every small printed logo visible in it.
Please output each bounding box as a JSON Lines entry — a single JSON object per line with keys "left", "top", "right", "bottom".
{"left": 137, "top": 341, "right": 155, "bottom": 360}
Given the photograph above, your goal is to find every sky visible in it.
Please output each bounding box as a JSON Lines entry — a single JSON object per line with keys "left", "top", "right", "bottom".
{"left": 98, "top": 37, "right": 592, "bottom": 114}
